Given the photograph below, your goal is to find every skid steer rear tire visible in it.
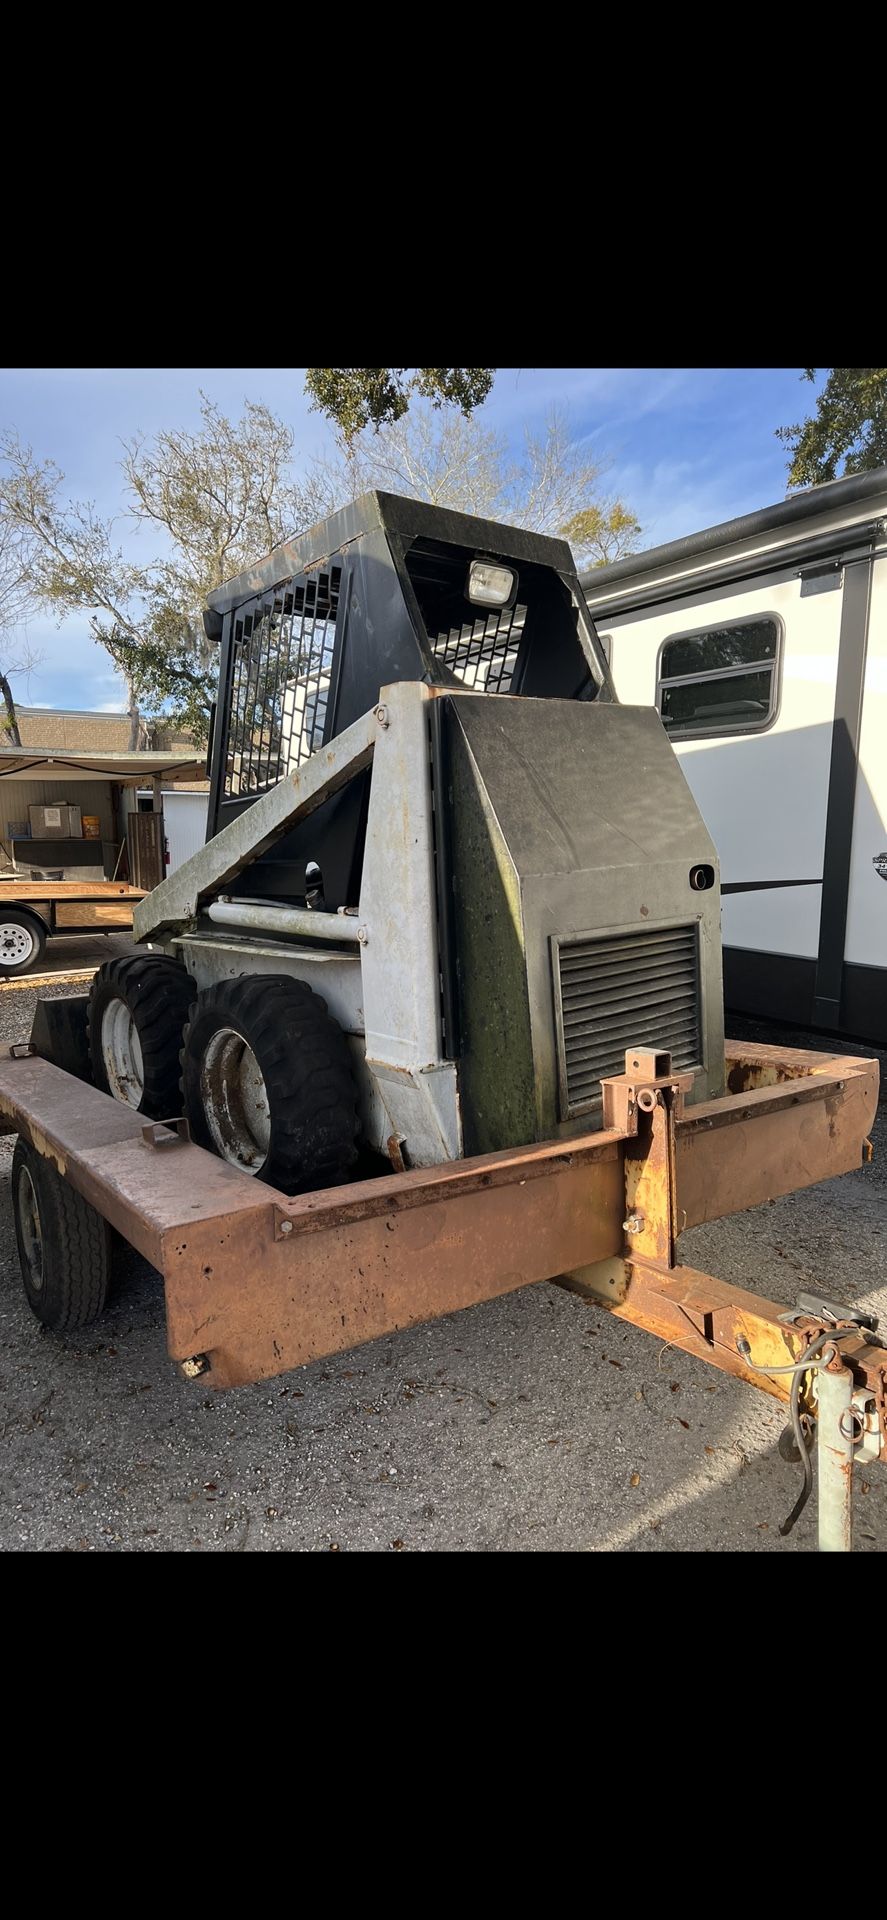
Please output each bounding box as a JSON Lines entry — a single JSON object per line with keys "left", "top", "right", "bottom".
{"left": 12, "top": 1137, "right": 110, "bottom": 1330}
{"left": 88, "top": 953, "right": 195, "bottom": 1118}
{"left": 180, "top": 974, "right": 360, "bottom": 1194}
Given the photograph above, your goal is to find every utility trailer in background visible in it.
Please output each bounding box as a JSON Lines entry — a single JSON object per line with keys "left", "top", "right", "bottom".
{"left": 0, "top": 492, "right": 883, "bottom": 1551}
{"left": 582, "top": 466, "right": 887, "bottom": 1045}
{"left": 0, "top": 881, "right": 145, "bottom": 976}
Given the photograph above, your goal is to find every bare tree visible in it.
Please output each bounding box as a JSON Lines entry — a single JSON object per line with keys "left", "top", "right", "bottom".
{"left": 0, "top": 397, "right": 331, "bottom": 749}
{"left": 323, "top": 403, "right": 642, "bottom": 562}
{"left": 0, "top": 439, "right": 147, "bottom": 746}
{"left": 121, "top": 397, "right": 331, "bottom": 599}
{"left": 0, "top": 514, "right": 42, "bottom": 745}
{"left": 326, "top": 404, "right": 512, "bottom": 518}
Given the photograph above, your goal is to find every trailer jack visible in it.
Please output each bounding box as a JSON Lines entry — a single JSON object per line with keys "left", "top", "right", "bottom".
{"left": 0, "top": 1036, "right": 882, "bottom": 1552}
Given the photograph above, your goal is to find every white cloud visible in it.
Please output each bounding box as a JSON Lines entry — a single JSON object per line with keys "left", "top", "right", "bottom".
{"left": 607, "top": 450, "right": 790, "bottom": 553}
{"left": 487, "top": 367, "right": 718, "bottom": 432}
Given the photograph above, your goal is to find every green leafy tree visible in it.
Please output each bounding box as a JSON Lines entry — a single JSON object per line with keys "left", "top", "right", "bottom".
{"left": 562, "top": 502, "right": 643, "bottom": 569}
{"left": 777, "top": 368, "right": 887, "bottom": 487}
{"left": 305, "top": 367, "right": 496, "bottom": 441}
{"left": 0, "top": 397, "right": 328, "bottom": 748}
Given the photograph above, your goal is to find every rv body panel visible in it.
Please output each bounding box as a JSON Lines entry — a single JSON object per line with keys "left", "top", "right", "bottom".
{"left": 583, "top": 467, "right": 887, "bottom": 1043}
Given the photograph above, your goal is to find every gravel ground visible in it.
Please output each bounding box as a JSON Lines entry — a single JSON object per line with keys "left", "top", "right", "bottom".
{"left": 0, "top": 932, "right": 136, "bottom": 984}
{"left": 0, "top": 977, "right": 884, "bottom": 1554}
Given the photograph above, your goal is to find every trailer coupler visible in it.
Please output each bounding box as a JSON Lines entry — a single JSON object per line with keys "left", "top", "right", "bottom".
{"left": 0, "top": 1037, "right": 881, "bottom": 1549}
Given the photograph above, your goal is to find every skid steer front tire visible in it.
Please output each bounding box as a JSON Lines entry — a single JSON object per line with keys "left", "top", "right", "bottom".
{"left": 180, "top": 974, "right": 360, "bottom": 1194}
{"left": 88, "top": 953, "right": 195, "bottom": 1117}
{"left": 12, "top": 1137, "right": 111, "bottom": 1330}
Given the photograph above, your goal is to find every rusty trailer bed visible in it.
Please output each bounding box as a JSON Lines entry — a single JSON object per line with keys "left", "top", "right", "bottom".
{"left": 0, "top": 1038, "right": 879, "bottom": 1410}
{"left": 0, "top": 1033, "right": 883, "bottom": 1549}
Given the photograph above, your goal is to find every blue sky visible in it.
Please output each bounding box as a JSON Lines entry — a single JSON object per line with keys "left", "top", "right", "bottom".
{"left": 0, "top": 366, "right": 818, "bottom": 712}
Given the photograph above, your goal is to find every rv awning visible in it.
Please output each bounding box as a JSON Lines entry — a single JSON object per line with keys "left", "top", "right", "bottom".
{"left": 0, "top": 750, "right": 206, "bottom": 784}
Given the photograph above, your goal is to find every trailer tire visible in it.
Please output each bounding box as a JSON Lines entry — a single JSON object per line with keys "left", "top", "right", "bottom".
{"left": 12, "top": 1136, "right": 110, "bottom": 1330}
{"left": 0, "top": 909, "right": 47, "bottom": 976}
{"left": 88, "top": 953, "right": 195, "bottom": 1117}
{"left": 181, "top": 974, "right": 360, "bottom": 1194}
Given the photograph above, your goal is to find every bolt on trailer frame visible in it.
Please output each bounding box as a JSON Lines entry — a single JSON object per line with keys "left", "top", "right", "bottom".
{"left": 0, "top": 684, "right": 882, "bottom": 1551}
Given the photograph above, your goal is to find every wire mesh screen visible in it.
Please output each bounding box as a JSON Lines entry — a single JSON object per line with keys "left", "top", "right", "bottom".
{"left": 224, "top": 566, "right": 342, "bottom": 799}
{"left": 428, "top": 603, "right": 527, "bottom": 692}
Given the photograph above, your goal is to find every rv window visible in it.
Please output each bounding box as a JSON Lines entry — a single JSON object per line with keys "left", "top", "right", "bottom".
{"left": 658, "top": 617, "right": 780, "bottom": 738}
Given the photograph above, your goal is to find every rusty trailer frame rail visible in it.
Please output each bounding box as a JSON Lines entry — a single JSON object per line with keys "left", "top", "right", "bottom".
{"left": 0, "top": 1037, "right": 876, "bottom": 1386}
{"left": 0, "top": 1036, "right": 882, "bottom": 1545}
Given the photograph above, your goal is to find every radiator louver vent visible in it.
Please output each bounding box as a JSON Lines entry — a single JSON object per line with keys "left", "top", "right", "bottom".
{"left": 556, "top": 924, "right": 701, "bottom": 1116}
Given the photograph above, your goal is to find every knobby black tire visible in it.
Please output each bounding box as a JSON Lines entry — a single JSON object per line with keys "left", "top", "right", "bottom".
{"left": 88, "top": 952, "right": 195, "bottom": 1118}
{"left": 180, "top": 973, "right": 360, "bottom": 1195}
{"left": 12, "top": 1136, "right": 110, "bottom": 1330}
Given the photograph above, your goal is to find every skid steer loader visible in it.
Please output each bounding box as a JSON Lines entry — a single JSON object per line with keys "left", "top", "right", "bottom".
{"left": 91, "top": 491, "right": 726, "bottom": 1180}
{"left": 0, "top": 491, "right": 883, "bottom": 1549}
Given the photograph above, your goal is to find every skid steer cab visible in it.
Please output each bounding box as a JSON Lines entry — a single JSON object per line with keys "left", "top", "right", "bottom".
{"left": 86, "top": 489, "right": 726, "bottom": 1180}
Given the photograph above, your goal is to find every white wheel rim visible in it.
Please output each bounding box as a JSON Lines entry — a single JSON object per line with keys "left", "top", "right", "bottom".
{"left": 200, "top": 1026, "right": 271, "bottom": 1173}
{"left": 18, "top": 1166, "right": 44, "bottom": 1291}
{"left": 0, "top": 922, "right": 35, "bottom": 965}
{"left": 101, "top": 997, "right": 145, "bottom": 1107}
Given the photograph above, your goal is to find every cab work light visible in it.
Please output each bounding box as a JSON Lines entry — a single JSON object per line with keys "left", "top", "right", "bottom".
{"left": 467, "top": 558, "right": 517, "bottom": 608}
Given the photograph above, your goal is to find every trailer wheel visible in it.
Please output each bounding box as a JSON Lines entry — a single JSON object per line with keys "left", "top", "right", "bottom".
{"left": 0, "top": 910, "right": 46, "bottom": 976}
{"left": 12, "top": 1137, "right": 110, "bottom": 1330}
{"left": 181, "top": 974, "right": 360, "bottom": 1193}
{"left": 88, "top": 953, "right": 195, "bottom": 1117}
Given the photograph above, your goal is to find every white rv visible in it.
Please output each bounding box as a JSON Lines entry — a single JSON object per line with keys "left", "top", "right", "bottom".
{"left": 581, "top": 466, "right": 887, "bottom": 1045}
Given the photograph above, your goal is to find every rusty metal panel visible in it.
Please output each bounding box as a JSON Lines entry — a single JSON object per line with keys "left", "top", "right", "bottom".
{"left": 0, "top": 1046, "right": 625, "bottom": 1385}
{"left": 623, "top": 1091, "right": 680, "bottom": 1266}
{"left": 607, "top": 1260, "right": 887, "bottom": 1450}
{"left": 609, "top": 1261, "right": 809, "bottom": 1400}
{"left": 0, "top": 1052, "right": 265, "bottom": 1262}
{"left": 676, "top": 1054, "right": 878, "bottom": 1228}
{"left": 723, "top": 1036, "right": 871, "bottom": 1089}
{"left": 0, "top": 1040, "right": 880, "bottom": 1407}
{"left": 161, "top": 1145, "right": 625, "bottom": 1386}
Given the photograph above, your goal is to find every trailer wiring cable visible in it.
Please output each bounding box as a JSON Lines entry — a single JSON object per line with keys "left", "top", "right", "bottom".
{"left": 736, "top": 1327, "right": 860, "bottom": 1537}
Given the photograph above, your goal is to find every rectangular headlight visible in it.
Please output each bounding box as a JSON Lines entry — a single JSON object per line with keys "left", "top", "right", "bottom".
{"left": 467, "top": 559, "right": 517, "bottom": 608}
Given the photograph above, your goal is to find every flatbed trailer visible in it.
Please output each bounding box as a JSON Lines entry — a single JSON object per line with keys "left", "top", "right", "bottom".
{"left": 0, "top": 882, "right": 145, "bottom": 976}
{"left": 0, "top": 1027, "right": 882, "bottom": 1552}
{"left": 0, "top": 495, "right": 883, "bottom": 1553}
